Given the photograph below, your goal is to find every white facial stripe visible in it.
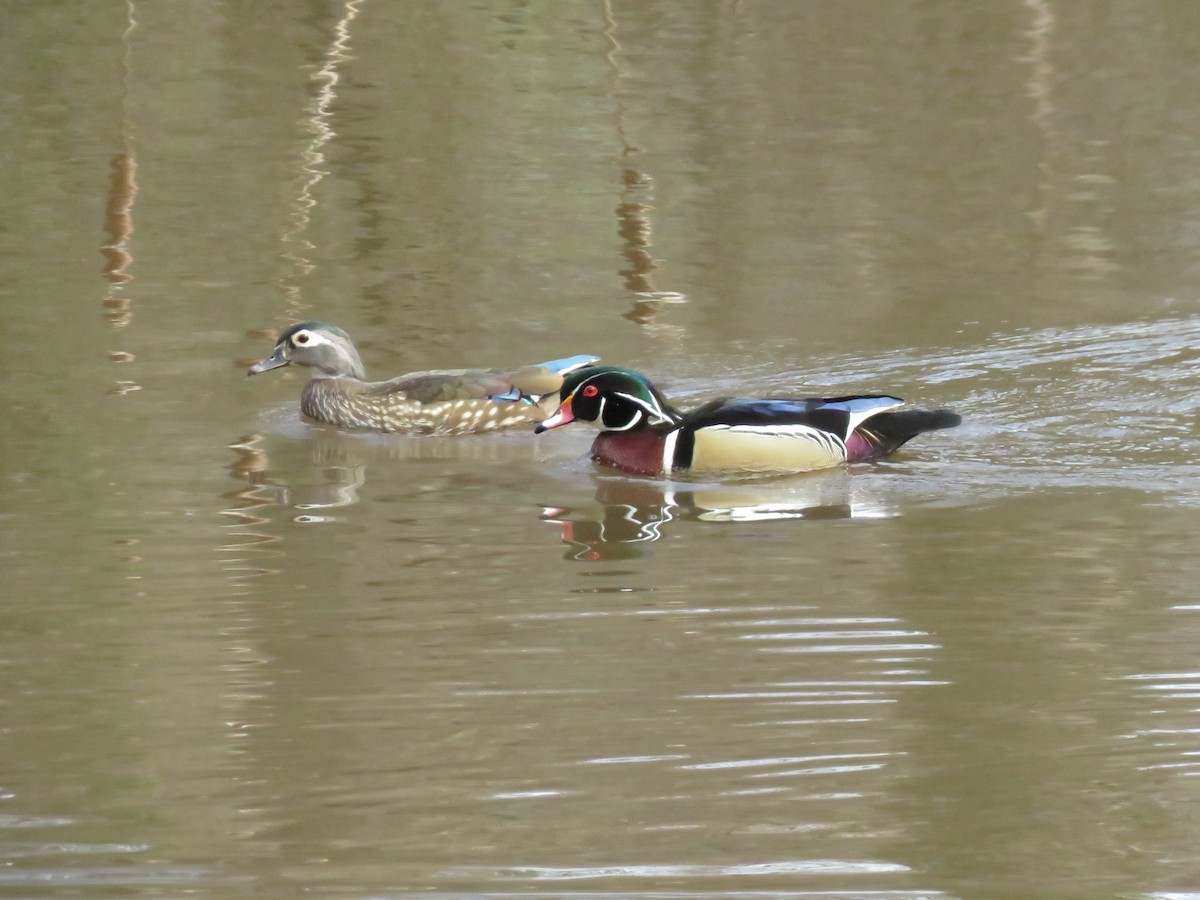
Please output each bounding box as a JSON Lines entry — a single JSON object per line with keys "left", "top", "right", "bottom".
{"left": 607, "top": 409, "right": 643, "bottom": 432}
{"left": 574, "top": 371, "right": 606, "bottom": 392}
{"left": 613, "top": 390, "right": 668, "bottom": 424}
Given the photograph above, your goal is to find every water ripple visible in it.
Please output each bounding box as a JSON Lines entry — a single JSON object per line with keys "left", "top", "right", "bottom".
{"left": 1120, "top": 671, "right": 1200, "bottom": 777}
{"left": 714, "top": 315, "right": 1200, "bottom": 502}
{"left": 478, "top": 859, "right": 912, "bottom": 879}
{"left": 680, "top": 752, "right": 897, "bottom": 772}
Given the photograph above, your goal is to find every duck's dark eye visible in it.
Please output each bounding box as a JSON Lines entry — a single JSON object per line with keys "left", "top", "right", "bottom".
{"left": 581, "top": 384, "right": 599, "bottom": 398}
{"left": 294, "top": 332, "right": 310, "bottom": 345}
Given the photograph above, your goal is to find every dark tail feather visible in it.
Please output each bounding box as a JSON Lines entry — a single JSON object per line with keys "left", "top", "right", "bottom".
{"left": 859, "top": 409, "right": 961, "bottom": 455}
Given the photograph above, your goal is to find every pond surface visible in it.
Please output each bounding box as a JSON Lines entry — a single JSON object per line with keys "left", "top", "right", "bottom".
{"left": 3, "top": 2, "right": 1200, "bottom": 897}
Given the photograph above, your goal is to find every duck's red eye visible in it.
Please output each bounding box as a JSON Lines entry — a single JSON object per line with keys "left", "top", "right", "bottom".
{"left": 581, "top": 384, "right": 599, "bottom": 398}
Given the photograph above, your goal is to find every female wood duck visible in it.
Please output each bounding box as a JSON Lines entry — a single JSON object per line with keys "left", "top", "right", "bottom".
{"left": 534, "top": 366, "right": 961, "bottom": 476}
{"left": 248, "top": 321, "right": 598, "bottom": 434}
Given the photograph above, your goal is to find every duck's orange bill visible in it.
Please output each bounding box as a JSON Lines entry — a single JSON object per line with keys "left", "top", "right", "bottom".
{"left": 535, "top": 396, "right": 575, "bottom": 433}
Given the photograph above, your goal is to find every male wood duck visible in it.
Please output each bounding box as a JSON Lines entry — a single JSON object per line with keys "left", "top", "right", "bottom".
{"left": 535, "top": 365, "right": 962, "bottom": 476}
{"left": 248, "top": 321, "right": 598, "bottom": 434}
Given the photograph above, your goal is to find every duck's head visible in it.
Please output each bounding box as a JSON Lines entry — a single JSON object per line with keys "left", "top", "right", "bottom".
{"left": 247, "top": 321, "right": 366, "bottom": 380}
{"left": 535, "top": 366, "right": 680, "bottom": 433}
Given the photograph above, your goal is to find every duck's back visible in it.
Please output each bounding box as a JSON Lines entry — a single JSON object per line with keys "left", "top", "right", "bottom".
{"left": 301, "top": 376, "right": 542, "bottom": 434}
{"left": 376, "top": 369, "right": 519, "bottom": 404}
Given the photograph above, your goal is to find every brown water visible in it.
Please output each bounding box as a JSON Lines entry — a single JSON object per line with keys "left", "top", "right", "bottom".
{"left": 2, "top": 2, "right": 1199, "bottom": 897}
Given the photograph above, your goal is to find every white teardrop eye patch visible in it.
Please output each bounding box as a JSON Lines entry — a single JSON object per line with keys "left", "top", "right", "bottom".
{"left": 288, "top": 329, "right": 332, "bottom": 348}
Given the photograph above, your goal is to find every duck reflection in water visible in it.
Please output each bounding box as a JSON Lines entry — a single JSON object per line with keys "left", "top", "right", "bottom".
{"left": 541, "top": 473, "right": 896, "bottom": 562}
{"left": 226, "top": 431, "right": 368, "bottom": 517}
{"left": 226, "top": 425, "right": 590, "bottom": 516}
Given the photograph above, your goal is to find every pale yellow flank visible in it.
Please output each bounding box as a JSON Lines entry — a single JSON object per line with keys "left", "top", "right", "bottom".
{"left": 686, "top": 425, "right": 846, "bottom": 475}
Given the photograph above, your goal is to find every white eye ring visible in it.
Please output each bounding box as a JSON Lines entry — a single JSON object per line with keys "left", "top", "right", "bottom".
{"left": 294, "top": 331, "right": 311, "bottom": 345}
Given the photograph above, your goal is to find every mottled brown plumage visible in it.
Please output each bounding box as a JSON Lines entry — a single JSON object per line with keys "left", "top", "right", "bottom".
{"left": 248, "top": 321, "right": 598, "bottom": 435}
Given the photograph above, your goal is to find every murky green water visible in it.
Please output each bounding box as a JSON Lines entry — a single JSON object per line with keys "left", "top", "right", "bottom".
{"left": 3, "top": 2, "right": 1200, "bottom": 897}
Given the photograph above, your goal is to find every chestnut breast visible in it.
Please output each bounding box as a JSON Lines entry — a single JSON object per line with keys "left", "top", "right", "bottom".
{"left": 591, "top": 431, "right": 670, "bottom": 476}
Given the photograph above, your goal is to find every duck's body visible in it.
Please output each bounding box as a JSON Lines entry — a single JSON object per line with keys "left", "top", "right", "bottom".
{"left": 248, "top": 322, "right": 598, "bottom": 435}
{"left": 536, "top": 366, "right": 961, "bottom": 477}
